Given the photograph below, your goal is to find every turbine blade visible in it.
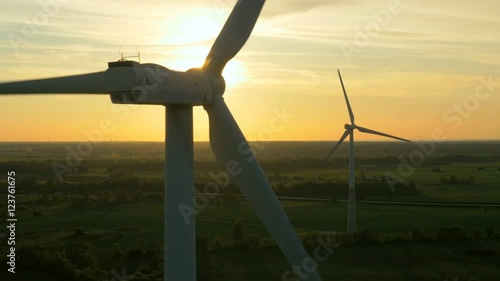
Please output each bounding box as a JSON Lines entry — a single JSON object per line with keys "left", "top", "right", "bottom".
{"left": 337, "top": 69, "right": 355, "bottom": 123}
{"left": 326, "top": 129, "right": 350, "bottom": 161}
{"left": 0, "top": 72, "right": 107, "bottom": 94}
{"left": 203, "top": 0, "right": 265, "bottom": 75}
{"left": 205, "top": 98, "right": 322, "bottom": 281}
{"left": 357, "top": 126, "right": 410, "bottom": 142}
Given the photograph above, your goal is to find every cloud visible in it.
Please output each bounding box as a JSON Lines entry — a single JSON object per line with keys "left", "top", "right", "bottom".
{"left": 261, "top": 0, "right": 354, "bottom": 17}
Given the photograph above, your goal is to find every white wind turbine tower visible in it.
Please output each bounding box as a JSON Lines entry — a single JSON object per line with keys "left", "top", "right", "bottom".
{"left": 0, "top": 1, "right": 322, "bottom": 281}
{"left": 326, "top": 69, "right": 410, "bottom": 233}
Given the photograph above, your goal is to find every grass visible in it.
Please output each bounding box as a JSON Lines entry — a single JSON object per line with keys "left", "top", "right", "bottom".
{"left": 15, "top": 199, "right": 500, "bottom": 247}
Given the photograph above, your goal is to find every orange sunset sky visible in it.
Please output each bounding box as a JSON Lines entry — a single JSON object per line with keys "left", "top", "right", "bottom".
{"left": 0, "top": 0, "right": 499, "bottom": 142}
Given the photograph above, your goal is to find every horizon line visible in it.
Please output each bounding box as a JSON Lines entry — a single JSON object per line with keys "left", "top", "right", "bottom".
{"left": 1, "top": 139, "right": 500, "bottom": 143}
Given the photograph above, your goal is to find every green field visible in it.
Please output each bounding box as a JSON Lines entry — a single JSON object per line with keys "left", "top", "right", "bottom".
{"left": 0, "top": 141, "right": 499, "bottom": 280}
{"left": 12, "top": 199, "right": 500, "bottom": 242}
{"left": 2, "top": 198, "right": 500, "bottom": 280}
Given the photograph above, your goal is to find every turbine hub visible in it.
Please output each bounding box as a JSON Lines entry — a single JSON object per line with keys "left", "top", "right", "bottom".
{"left": 207, "top": 72, "right": 226, "bottom": 98}
{"left": 344, "top": 124, "right": 356, "bottom": 130}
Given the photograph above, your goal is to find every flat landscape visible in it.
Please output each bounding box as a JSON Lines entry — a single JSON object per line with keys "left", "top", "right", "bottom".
{"left": 0, "top": 141, "right": 499, "bottom": 281}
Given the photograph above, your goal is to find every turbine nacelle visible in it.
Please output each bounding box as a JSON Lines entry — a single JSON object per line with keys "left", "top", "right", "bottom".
{"left": 106, "top": 61, "right": 225, "bottom": 105}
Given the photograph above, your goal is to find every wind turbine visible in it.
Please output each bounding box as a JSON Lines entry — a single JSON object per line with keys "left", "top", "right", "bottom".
{"left": 326, "top": 69, "right": 410, "bottom": 233}
{"left": 0, "top": 1, "right": 322, "bottom": 281}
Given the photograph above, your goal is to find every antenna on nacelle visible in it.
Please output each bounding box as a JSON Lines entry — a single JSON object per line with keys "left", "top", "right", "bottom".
{"left": 118, "top": 45, "right": 141, "bottom": 63}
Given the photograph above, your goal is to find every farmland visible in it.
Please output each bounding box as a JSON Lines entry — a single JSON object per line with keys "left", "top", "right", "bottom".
{"left": 0, "top": 141, "right": 499, "bottom": 280}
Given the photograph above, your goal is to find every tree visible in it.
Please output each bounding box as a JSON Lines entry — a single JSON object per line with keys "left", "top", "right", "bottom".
{"left": 436, "top": 227, "right": 453, "bottom": 241}
{"left": 111, "top": 243, "right": 123, "bottom": 257}
{"left": 45, "top": 252, "right": 77, "bottom": 280}
{"left": 231, "top": 219, "right": 246, "bottom": 240}
{"left": 115, "top": 189, "right": 130, "bottom": 204}
{"left": 74, "top": 267, "right": 107, "bottom": 281}
{"left": 65, "top": 242, "right": 94, "bottom": 268}
{"left": 243, "top": 234, "right": 260, "bottom": 249}
{"left": 412, "top": 229, "right": 423, "bottom": 241}
{"left": 76, "top": 252, "right": 96, "bottom": 268}
{"left": 359, "top": 171, "right": 366, "bottom": 182}
{"left": 450, "top": 225, "right": 467, "bottom": 240}
{"left": 449, "top": 176, "right": 458, "bottom": 184}
{"left": 212, "top": 235, "right": 224, "bottom": 251}
{"left": 105, "top": 192, "right": 115, "bottom": 204}
{"left": 357, "top": 230, "right": 378, "bottom": 244}
{"left": 468, "top": 175, "right": 475, "bottom": 184}
{"left": 116, "top": 231, "right": 125, "bottom": 239}
{"left": 471, "top": 229, "right": 483, "bottom": 239}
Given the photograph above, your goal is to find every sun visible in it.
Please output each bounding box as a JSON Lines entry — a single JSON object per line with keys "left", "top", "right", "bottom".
{"left": 164, "top": 55, "right": 247, "bottom": 89}
{"left": 220, "top": 59, "right": 246, "bottom": 89}
{"left": 161, "top": 8, "right": 222, "bottom": 46}
{"left": 159, "top": 8, "right": 247, "bottom": 88}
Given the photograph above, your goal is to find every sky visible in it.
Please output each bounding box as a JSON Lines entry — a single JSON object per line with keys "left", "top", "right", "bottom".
{"left": 0, "top": 0, "right": 499, "bottom": 142}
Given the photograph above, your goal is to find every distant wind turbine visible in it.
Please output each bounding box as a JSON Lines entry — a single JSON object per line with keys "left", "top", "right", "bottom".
{"left": 326, "top": 69, "right": 410, "bottom": 233}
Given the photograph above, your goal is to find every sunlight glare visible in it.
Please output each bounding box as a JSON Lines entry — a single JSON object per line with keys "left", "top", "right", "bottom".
{"left": 222, "top": 59, "right": 246, "bottom": 89}
{"left": 159, "top": 8, "right": 247, "bottom": 88}
{"left": 163, "top": 51, "right": 246, "bottom": 89}
{"left": 161, "top": 8, "right": 222, "bottom": 46}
